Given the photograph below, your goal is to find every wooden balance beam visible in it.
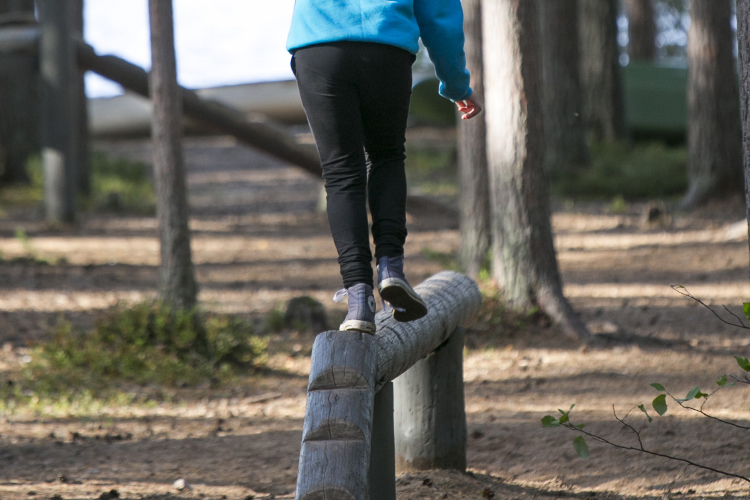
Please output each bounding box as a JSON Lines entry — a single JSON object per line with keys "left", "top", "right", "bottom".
{"left": 296, "top": 271, "right": 482, "bottom": 500}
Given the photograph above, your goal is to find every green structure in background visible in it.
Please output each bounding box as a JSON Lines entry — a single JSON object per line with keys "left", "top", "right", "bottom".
{"left": 410, "top": 61, "right": 690, "bottom": 142}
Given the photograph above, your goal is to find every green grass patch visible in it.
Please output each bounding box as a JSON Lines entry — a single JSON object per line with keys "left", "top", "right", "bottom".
{"left": 88, "top": 152, "right": 155, "bottom": 213}
{"left": 1, "top": 301, "right": 268, "bottom": 410}
{"left": 0, "top": 153, "right": 155, "bottom": 213}
{"left": 550, "top": 141, "right": 688, "bottom": 200}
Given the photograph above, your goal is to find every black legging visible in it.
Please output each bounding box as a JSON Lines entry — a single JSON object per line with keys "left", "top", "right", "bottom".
{"left": 292, "top": 42, "right": 415, "bottom": 289}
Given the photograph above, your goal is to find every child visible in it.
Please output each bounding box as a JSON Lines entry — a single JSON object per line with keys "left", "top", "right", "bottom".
{"left": 288, "top": 0, "right": 482, "bottom": 334}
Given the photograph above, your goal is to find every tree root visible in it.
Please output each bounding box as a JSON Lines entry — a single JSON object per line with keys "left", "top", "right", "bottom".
{"left": 537, "top": 285, "right": 591, "bottom": 341}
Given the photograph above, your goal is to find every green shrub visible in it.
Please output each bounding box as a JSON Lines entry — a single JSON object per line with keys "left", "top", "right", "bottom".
{"left": 89, "top": 152, "right": 155, "bottom": 213}
{"left": 551, "top": 141, "right": 688, "bottom": 200}
{"left": 16, "top": 301, "right": 267, "bottom": 395}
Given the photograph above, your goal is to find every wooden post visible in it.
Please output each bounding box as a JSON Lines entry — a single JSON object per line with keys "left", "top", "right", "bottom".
{"left": 38, "top": 0, "right": 78, "bottom": 223}
{"left": 296, "top": 331, "right": 378, "bottom": 500}
{"left": 394, "top": 328, "right": 466, "bottom": 472}
{"left": 370, "top": 382, "right": 396, "bottom": 500}
{"left": 148, "top": 0, "right": 198, "bottom": 310}
{"left": 70, "top": 0, "right": 90, "bottom": 197}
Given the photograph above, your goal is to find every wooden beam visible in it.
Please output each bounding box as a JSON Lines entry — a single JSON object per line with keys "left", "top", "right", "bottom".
{"left": 373, "top": 271, "right": 481, "bottom": 389}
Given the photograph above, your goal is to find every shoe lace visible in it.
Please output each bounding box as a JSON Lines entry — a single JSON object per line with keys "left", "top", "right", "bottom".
{"left": 333, "top": 288, "right": 348, "bottom": 303}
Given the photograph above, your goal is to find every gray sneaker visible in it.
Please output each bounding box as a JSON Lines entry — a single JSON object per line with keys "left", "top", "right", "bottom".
{"left": 377, "top": 255, "right": 427, "bottom": 322}
{"left": 333, "top": 283, "right": 377, "bottom": 334}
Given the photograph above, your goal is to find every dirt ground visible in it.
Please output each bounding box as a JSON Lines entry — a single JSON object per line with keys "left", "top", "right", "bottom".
{"left": 1, "top": 133, "right": 750, "bottom": 500}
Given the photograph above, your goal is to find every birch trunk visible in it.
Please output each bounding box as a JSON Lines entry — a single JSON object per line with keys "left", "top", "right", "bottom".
{"left": 148, "top": 0, "right": 198, "bottom": 310}
{"left": 482, "top": 0, "right": 590, "bottom": 340}
{"left": 682, "top": 0, "right": 743, "bottom": 209}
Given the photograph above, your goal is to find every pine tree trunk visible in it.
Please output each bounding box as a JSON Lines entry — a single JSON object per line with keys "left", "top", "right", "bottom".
{"left": 482, "top": 0, "right": 589, "bottom": 340}
{"left": 538, "top": 0, "right": 590, "bottom": 174}
{"left": 38, "top": 0, "right": 79, "bottom": 223}
{"left": 149, "top": 0, "right": 198, "bottom": 310}
{"left": 625, "top": 0, "right": 656, "bottom": 61}
{"left": 70, "top": 0, "right": 90, "bottom": 197}
{"left": 0, "top": 0, "right": 37, "bottom": 185}
{"left": 457, "top": 0, "right": 490, "bottom": 279}
{"left": 737, "top": 0, "right": 750, "bottom": 274}
{"left": 578, "top": 0, "right": 627, "bottom": 142}
{"left": 682, "top": 0, "right": 743, "bottom": 209}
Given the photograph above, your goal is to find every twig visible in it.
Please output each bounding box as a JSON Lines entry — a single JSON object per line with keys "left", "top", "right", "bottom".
{"left": 730, "top": 374, "right": 750, "bottom": 386}
{"left": 671, "top": 285, "right": 748, "bottom": 330}
{"left": 560, "top": 421, "right": 750, "bottom": 484}
{"left": 612, "top": 405, "right": 644, "bottom": 450}
{"left": 657, "top": 388, "right": 750, "bottom": 431}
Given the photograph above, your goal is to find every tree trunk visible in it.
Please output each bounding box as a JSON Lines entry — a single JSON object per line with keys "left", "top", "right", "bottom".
{"left": 482, "top": 0, "right": 590, "bottom": 340}
{"left": 70, "top": 0, "right": 90, "bottom": 197}
{"left": 148, "top": 0, "right": 198, "bottom": 310}
{"left": 625, "top": 0, "right": 656, "bottom": 61}
{"left": 38, "top": 0, "right": 79, "bottom": 223}
{"left": 539, "top": 0, "right": 590, "bottom": 175}
{"left": 0, "top": 0, "right": 36, "bottom": 185}
{"left": 578, "top": 0, "right": 627, "bottom": 142}
{"left": 737, "top": 0, "right": 750, "bottom": 277}
{"left": 457, "top": 0, "right": 491, "bottom": 279}
{"left": 682, "top": 0, "right": 743, "bottom": 209}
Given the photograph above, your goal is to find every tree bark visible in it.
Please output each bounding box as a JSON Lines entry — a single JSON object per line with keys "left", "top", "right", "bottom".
{"left": 625, "top": 0, "right": 656, "bottom": 61}
{"left": 457, "top": 0, "right": 491, "bottom": 279}
{"left": 682, "top": 0, "right": 743, "bottom": 209}
{"left": 578, "top": 0, "right": 627, "bottom": 142}
{"left": 538, "top": 0, "right": 590, "bottom": 175}
{"left": 738, "top": 0, "right": 750, "bottom": 278}
{"left": 0, "top": 0, "right": 36, "bottom": 185}
{"left": 482, "top": 0, "right": 590, "bottom": 340}
{"left": 70, "top": 0, "right": 90, "bottom": 197}
{"left": 38, "top": 0, "right": 79, "bottom": 223}
{"left": 148, "top": 0, "right": 198, "bottom": 310}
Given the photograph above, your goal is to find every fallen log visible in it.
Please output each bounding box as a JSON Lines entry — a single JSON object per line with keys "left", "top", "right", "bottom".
{"left": 74, "top": 42, "right": 323, "bottom": 177}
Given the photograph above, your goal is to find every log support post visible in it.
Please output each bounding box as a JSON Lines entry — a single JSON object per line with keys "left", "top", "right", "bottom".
{"left": 296, "top": 331, "right": 378, "bottom": 500}
{"left": 394, "top": 327, "right": 467, "bottom": 472}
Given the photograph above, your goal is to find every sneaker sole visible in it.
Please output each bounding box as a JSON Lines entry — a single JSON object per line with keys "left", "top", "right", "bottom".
{"left": 339, "top": 319, "right": 376, "bottom": 335}
{"left": 379, "top": 278, "right": 428, "bottom": 322}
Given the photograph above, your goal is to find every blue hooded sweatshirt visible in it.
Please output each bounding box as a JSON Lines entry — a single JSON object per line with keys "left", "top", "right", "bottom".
{"left": 287, "top": 0, "right": 472, "bottom": 102}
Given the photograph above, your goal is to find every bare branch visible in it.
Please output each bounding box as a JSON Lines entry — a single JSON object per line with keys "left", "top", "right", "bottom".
{"left": 670, "top": 285, "right": 748, "bottom": 330}
{"left": 612, "top": 405, "right": 644, "bottom": 450}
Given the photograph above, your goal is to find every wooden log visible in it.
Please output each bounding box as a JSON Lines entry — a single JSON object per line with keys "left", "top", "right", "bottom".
{"left": 296, "top": 331, "right": 378, "bottom": 500}
{"left": 394, "top": 328, "right": 467, "bottom": 472}
{"left": 73, "top": 42, "right": 323, "bottom": 177}
{"left": 373, "top": 271, "right": 481, "bottom": 389}
{"left": 38, "top": 0, "right": 78, "bottom": 223}
{"left": 369, "top": 382, "right": 396, "bottom": 500}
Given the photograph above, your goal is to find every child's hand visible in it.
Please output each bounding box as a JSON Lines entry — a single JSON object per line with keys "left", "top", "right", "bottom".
{"left": 456, "top": 94, "right": 483, "bottom": 120}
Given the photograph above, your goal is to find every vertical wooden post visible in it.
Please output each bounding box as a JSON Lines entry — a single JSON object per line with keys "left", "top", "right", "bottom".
{"left": 38, "top": 0, "right": 79, "bottom": 223}
{"left": 370, "top": 382, "right": 396, "bottom": 500}
{"left": 394, "top": 328, "right": 467, "bottom": 472}
{"left": 148, "top": 0, "right": 198, "bottom": 310}
{"left": 296, "top": 331, "right": 378, "bottom": 500}
{"left": 70, "top": 0, "right": 90, "bottom": 197}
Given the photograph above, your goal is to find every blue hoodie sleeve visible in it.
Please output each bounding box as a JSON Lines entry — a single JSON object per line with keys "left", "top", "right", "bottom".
{"left": 413, "top": 0, "right": 472, "bottom": 102}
